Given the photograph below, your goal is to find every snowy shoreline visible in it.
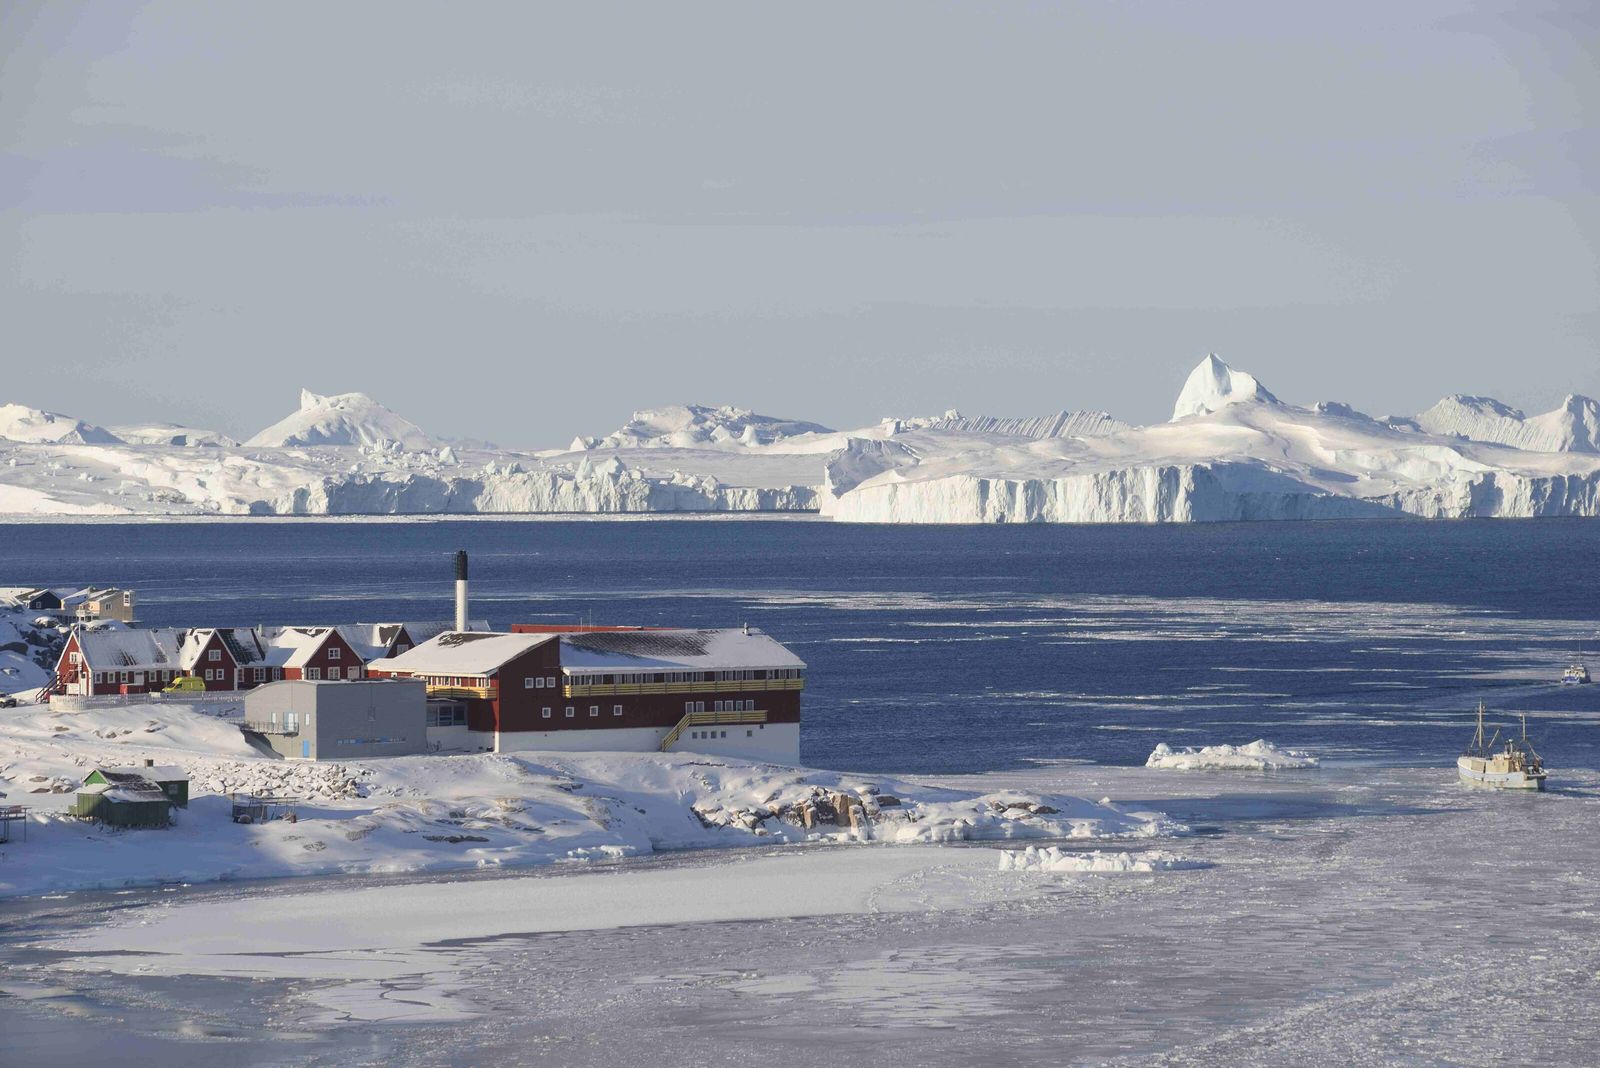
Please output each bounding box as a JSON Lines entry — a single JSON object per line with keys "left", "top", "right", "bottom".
{"left": 0, "top": 702, "right": 1176, "bottom": 900}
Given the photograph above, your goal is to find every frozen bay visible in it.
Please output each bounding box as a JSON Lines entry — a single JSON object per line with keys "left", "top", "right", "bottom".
{"left": 4, "top": 762, "right": 1599, "bottom": 1066}
{"left": 2, "top": 518, "right": 1597, "bottom": 1064}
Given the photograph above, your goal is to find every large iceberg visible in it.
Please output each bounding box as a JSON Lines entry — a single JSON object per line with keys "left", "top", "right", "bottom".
{"left": 2, "top": 357, "right": 1598, "bottom": 520}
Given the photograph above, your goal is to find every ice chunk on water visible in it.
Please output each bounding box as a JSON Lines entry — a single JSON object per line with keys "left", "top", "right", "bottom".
{"left": 1145, "top": 739, "right": 1319, "bottom": 770}
{"left": 997, "top": 845, "right": 1202, "bottom": 873}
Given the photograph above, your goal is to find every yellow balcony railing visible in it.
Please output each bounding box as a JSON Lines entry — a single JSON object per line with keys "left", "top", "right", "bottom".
{"left": 426, "top": 684, "right": 494, "bottom": 700}
{"left": 565, "top": 678, "right": 802, "bottom": 699}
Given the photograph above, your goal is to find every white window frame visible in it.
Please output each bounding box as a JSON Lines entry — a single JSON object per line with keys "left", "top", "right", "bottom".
{"left": 542, "top": 707, "right": 552, "bottom": 718}
{"left": 526, "top": 677, "right": 537, "bottom": 689}
{"left": 306, "top": 667, "right": 321, "bottom": 680}
{"left": 328, "top": 647, "right": 341, "bottom": 660}
{"left": 613, "top": 705, "right": 623, "bottom": 716}
{"left": 208, "top": 649, "right": 221, "bottom": 662}
{"left": 589, "top": 706, "right": 599, "bottom": 717}
{"left": 565, "top": 706, "right": 575, "bottom": 718}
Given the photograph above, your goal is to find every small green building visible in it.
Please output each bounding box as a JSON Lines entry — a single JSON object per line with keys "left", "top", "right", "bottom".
{"left": 73, "top": 764, "right": 190, "bottom": 828}
{"left": 72, "top": 783, "right": 172, "bottom": 828}
{"left": 84, "top": 764, "right": 189, "bottom": 808}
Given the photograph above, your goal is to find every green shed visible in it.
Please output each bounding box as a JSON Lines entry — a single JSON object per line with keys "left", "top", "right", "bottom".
{"left": 73, "top": 782, "right": 172, "bottom": 828}
{"left": 85, "top": 764, "right": 189, "bottom": 808}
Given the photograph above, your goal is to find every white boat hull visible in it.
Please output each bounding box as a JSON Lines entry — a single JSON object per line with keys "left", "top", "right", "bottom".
{"left": 1457, "top": 756, "right": 1546, "bottom": 791}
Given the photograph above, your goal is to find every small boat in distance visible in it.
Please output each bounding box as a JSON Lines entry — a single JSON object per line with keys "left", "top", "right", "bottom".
{"left": 1458, "top": 704, "right": 1546, "bottom": 791}
{"left": 1562, "top": 663, "right": 1590, "bottom": 685}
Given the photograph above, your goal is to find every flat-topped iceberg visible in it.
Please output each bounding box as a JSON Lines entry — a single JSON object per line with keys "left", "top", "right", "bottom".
{"left": 2, "top": 356, "right": 1598, "bottom": 520}
{"left": 1145, "top": 740, "right": 1320, "bottom": 771}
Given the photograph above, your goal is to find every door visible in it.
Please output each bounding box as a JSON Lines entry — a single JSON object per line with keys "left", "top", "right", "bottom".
{"left": 301, "top": 739, "right": 310, "bottom": 759}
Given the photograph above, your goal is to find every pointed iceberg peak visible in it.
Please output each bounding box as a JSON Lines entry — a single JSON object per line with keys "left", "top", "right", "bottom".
{"left": 1171, "top": 354, "right": 1280, "bottom": 421}
{"left": 247, "top": 390, "right": 439, "bottom": 450}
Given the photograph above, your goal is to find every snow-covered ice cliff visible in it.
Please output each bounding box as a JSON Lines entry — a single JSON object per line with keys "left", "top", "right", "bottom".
{"left": 3, "top": 358, "right": 1599, "bottom": 521}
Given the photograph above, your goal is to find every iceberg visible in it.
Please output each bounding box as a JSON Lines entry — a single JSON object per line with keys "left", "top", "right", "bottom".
{"left": 2, "top": 357, "right": 1599, "bottom": 520}
{"left": 1145, "top": 740, "right": 1320, "bottom": 771}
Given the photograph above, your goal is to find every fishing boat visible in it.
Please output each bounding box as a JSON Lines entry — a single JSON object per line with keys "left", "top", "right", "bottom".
{"left": 1562, "top": 663, "right": 1590, "bottom": 685}
{"left": 1458, "top": 704, "right": 1546, "bottom": 791}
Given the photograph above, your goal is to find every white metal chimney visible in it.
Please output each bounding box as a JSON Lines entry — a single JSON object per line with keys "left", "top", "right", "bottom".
{"left": 454, "top": 550, "right": 469, "bottom": 632}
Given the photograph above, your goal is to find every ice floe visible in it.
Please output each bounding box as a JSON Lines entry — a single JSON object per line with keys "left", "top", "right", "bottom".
{"left": 1145, "top": 740, "right": 1321, "bottom": 770}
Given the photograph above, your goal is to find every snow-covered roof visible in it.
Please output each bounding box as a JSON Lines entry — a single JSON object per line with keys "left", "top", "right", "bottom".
{"left": 556, "top": 628, "right": 805, "bottom": 675}
{"left": 335, "top": 621, "right": 487, "bottom": 661}
{"left": 256, "top": 626, "right": 339, "bottom": 668}
{"left": 102, "top": 765, "right": 187, "bottom": 782}
{"left": 75, "top": 627, "right": 180, "bottom": 669}
{"left": 174, "top": 628, "right": 264, "bottom": 669}
{"left": 368, "top": 632, "right": 557, "bottom": 676}
{"left": 102, "top": 785, "right": 170, "bottom": 803}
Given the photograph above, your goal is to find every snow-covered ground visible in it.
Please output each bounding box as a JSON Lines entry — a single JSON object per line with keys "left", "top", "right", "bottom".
{"left": 6, "top": 760, "right": 1598, "bottom": 1066}
{"left": 0, "top": 604, "right": 64, "bottom": 696}
{"left": 1145, "top": 740, "right": 1321, "bottom": 770}
{"left": 2, "top": 356, "right": 1598, "bottom": 520}
{"left": 0, "top": 702, "right": 1168, "bottom": 899}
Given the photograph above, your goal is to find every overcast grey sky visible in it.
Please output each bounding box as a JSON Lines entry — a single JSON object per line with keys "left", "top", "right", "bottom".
{"left": 3, "top": 2, "right": 1597, "bottom": 447}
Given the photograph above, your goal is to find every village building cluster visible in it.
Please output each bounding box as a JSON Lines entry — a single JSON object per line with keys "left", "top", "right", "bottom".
{"left": 34, "top": 553, "right": 807, "bottom": 772}
{"left": 1, "top": 585, "right": 138, "bottom": 625}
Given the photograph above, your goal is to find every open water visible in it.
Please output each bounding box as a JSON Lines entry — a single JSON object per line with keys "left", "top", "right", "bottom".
{"left": 3, "top": 517, "right": 1596, "bottom": 772}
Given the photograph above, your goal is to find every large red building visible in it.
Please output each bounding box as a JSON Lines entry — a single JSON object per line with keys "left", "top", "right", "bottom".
{"left": 366, "top": 626, "right": 805, "bottom": 762}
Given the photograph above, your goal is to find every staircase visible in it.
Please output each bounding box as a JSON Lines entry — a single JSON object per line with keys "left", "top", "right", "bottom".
{"left": 660, "top": 709, "right": 769, "bottom": 752}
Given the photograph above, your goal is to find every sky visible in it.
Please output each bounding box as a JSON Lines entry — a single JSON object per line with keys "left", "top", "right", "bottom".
{"left": 2, "top": 2, "right": 1597, "bottom": 448}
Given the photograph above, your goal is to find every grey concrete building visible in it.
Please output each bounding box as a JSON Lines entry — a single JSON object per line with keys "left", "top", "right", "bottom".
{"left": 243, "top": 678, "right": 426, "bottom": 760}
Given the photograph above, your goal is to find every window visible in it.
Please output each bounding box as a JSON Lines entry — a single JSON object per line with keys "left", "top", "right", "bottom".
{"left": 328, "top": 647, "right": 341, "bottom": 660}
{"left": 696, "top": 702, "right": 706, "bottom": 713}
{"left": 306, "top": 667, "right": 321, "bottom": 680}
{"left": 547, "top": 676, "right": 556, "bottom": 688}
{"left": 208, "top": 649, "right": 221, "bottom": 662}
{"left": 613, "top": 705, "right": 623, "bottom": 716}
{"left": 201, "top": 668, "right": 212, "bottom": 681}
{"left": 274, "top": 668, "right": 283, "bottom": 680}
{"left": 589, "top": 706, "right": 599, "bottom": 717}
{"left": 542, "top": 707, "right": 552, "bottom": 718}
{"left": 396, "top": 643, "right": 410, "bottom": 654}
{"left": 685, "top": 701, "right": 694, "bottom": 713}
{"left": 713, "top": 700, "right": 723, "bottom": 713}
{"left": 69, "top": 651, "right": 80, "bottom": 664}
{"left": 526, "top": 677, "right": 537, "bottom": 689}
{"left": 565, "top": 706, "right": 575, "bottom": 718}
{"left": 254, "top": 667, "right": 266, "bottom": 682}
{"left": 327, "top": 666, "right": 341, "bottom": 680}
{"left": 747, "top": 730, "right": 753, "bottom": 737}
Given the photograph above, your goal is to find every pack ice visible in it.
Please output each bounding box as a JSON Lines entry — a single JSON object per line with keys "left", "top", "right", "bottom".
{"left": 2, "top": 356, "right": 1598, "bottom": 521}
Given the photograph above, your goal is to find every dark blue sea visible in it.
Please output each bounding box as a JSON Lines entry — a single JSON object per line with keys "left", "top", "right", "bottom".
{"left": 4, "top": 518, "right": 1597, "bottom": 772}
